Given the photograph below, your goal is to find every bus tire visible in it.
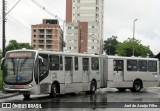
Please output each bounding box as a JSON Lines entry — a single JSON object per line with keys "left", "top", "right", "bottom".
{"left": 90, "top": 80, "right": 97, "bottom": 94}
{"left": 23, "top": 94, "right": 30, "bottom": 99}
{"left": 50, "top": 83, "right": 59, "bottom": 98}
{"left": 117, "top": 88, "right": 126, "bottom": 92}
{"left": 132, "top": 80, "right": 142, "bottom": 92}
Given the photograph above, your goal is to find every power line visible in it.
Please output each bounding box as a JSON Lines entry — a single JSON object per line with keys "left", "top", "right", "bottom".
{"left": 7, "top": 14, "right": 31, "bottom": 31}
{"left": 6, "top": 0, "right": 22, "bottom": 15}
{"left": 30, "top": 0, "right": 65, "bottom": 22}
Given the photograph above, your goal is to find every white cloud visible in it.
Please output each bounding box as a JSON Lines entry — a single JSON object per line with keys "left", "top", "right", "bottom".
{"left": 153, "top": 29, "right": 160, "bottom": 36}
{"left": 104, "top": 0, "right": 160, "bottom": 54}
{"left": 114, "top": 28, "right": 160, "bottom": 54}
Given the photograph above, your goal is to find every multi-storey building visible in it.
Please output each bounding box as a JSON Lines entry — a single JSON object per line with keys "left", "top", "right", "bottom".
{"left": 31, "top": 19, "right": 63, "bottom": 51}
{"left": 66, "top": 0, "right": 104, "bottom": 54}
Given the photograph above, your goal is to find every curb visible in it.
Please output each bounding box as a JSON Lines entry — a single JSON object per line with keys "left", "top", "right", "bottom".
{"left": 146, "top": 87, "right": 160, "bottom": 92}
{"left": 0, "top": 92, "right": 19, "bottom": 99}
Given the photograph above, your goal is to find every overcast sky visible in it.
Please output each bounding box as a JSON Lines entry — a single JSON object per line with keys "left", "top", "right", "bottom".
{"left": 0, "top": 0, "right": 160, "bottom": 54}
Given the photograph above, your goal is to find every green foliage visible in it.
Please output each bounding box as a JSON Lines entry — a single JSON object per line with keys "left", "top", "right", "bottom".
{"left": 0, "top": 54, "right": 2, "bottom": 60}
{"left": 6, "top": 40, "right": 32, "bottom": 51}
{"left": 18, "top": 43, "right": 33, "bottom": 49}
{"left": 116, "top": 38, "right": 154, "bottom": 57}
{"left": 103, "top": 36, "right": 119, "bottom": 55}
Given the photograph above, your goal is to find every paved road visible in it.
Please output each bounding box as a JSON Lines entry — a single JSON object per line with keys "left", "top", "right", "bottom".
{"left": 0, "top": 88, "right": 160, "bottom": 111}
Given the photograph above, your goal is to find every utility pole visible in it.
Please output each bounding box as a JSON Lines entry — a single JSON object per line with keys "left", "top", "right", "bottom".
{"left": 2, "top": 0, "right": 6, "bottom": 57}
{"left": 132, "top": 19, "right": 138, "bottom": 56}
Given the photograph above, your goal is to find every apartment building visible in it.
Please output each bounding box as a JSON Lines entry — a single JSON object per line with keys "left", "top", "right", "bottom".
{"left": 31, "top": 19, "right": 63, "bottom": 51}
{"left": 66, "top": 0, "right": 104, "bottom": 54}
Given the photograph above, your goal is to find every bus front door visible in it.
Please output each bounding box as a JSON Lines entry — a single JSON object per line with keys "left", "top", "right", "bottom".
{"left": 113, "top": 60, "right": 124, "bottom": 81}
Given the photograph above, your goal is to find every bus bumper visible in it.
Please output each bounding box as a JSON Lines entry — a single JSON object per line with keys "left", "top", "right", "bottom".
{"left": 3, "top": 85, "right": 39, "bottom": 95}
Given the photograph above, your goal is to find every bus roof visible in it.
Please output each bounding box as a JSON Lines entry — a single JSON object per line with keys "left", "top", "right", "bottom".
{"left": 6, "top": 49, "right": 101, "bottom": 58}
{"left": 6, "top": 49, "right": 158, "bottom": 60}
{"left": 107, "top": 55, "right": 158, "bottom": 61}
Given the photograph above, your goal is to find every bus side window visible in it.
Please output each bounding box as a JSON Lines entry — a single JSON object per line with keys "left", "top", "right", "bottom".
{"left": 127, "top": 60, "right": 138, "bottom": 71}
{"left": 65, "top": 57, "right": 72, "bottom": 71}
{"left": 113, "top": 60, "right": 123, "bottom": 71}
{"left": 91, "top": 58, "right": 99, "bottom": 70}
{"left": 75, "top": 57, "right": 78, "bottom": 70}
{"left": 34, "top": 58, "right": 38, "bottom": 84}
{"left": 83, "top": 58, "right": 89, "bottom": 71}
{"left": 138, "top": 60, "right": 147, "bottom": 71}
{"left": 148, "top": 61, "right": 157, "bottom": 72}
{"left": 60, "top": 56, "right": 63, "bottom": 70}
{"left": 50, "top": 55, "right": 59, "bottom": 70}
{"left": 39, "top": 54, "right": 49, "bottom": 81}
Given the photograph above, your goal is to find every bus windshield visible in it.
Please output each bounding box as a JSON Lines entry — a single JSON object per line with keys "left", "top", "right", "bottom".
{"left": 3, "top": 51, "right": 35, "bottom": 84}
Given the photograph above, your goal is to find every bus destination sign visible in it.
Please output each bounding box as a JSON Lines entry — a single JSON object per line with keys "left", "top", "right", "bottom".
{"left": 6, "top": 52, "right": 35, "bottom": 58}
{"left": 9, "top": 53, "right": 32, "bottom": 58}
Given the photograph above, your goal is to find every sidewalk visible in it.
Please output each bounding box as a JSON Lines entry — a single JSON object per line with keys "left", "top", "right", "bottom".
{"left": 0, "top": 91, "right": 19, "bottom": 99}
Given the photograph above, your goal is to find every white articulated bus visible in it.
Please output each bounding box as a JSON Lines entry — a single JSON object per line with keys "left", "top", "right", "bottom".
{"left": 1, "top": 49, "right": 159, "bottom": 99}
{"left": 101, "top": 56, "right": 159, "bottom": 92}
{"left": 1, "top": 49, "right": 101, "bottom": 99}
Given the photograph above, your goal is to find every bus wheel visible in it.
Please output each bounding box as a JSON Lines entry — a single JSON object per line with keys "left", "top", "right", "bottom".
{"left": 50, "top": 83, "right": 59, "bottom": 98}
{"left": 132, "top": 80, "right": 142, "bottom": 92}
{"left": 23, "top": 94, "right": 30, "bottom": 99}
{"left": 117, "top": 88, "right": 126, "bottom": 92}
{"left": 90, "top": 80, "right": 97, "bottom": 94}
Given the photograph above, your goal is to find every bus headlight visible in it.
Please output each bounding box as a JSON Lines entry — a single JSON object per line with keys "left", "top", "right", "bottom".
{"left": 23, "top": 84, "right": 33, "bottom": 89}
{"left": 28, "top": 84, "right": 33, "bottom": 88}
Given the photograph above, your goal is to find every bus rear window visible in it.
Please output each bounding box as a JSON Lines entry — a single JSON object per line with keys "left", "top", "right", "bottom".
{"left": 148, "top": 61, "right": 157, "bottom": 72}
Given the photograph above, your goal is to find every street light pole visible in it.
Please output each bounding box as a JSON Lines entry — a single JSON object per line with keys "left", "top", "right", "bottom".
{"left": 133, "top": 19, "right": 138, "bottom": 56}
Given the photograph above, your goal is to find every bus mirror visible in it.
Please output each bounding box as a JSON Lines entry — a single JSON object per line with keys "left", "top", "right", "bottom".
{"left": 38, "top": 56, "right": 44, "bottom": 66}
{"left": 1, "top": 58, "right": 4, "bottom": 70}
{"left": 38, "top": 56, "right": 43, "bottom": 63}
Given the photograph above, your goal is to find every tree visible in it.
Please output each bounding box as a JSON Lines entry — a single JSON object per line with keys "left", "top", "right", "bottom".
{"left": 116, "top": 38, "right": 154, "bottom": 57}
{"left": 6, "top": 40, "right": 19, "bottom": 51}
{"left": 6, "top": 40, "right": 32, "bottom": 51}
{"left": 18, "top": 43, "right": 33, "bottom": 49}
{"left": 103, "top": 36, "right": 119, "bottom": 55}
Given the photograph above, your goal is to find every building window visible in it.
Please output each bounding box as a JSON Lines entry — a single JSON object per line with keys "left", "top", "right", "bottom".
{"left": 33, "top": 29, "right": 36, "bottom": 32}
{"left": 74, "top": 26, "right": 78, "bottom": 29}
{"left": 46, "top": 29, "right": 52, "bottom": 34}
{"left": 39, "top": 29, "right": 44, "bottom": 33}
{"left": 91, "top": 46, "right": 94, "bottom": 49}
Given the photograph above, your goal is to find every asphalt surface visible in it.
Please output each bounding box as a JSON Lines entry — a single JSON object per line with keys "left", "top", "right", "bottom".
{"left": 0, "top": 87, "right": 160, "bottom": 110}
{"left": 0, "top": 91, "right": 19, "bottom": 99}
